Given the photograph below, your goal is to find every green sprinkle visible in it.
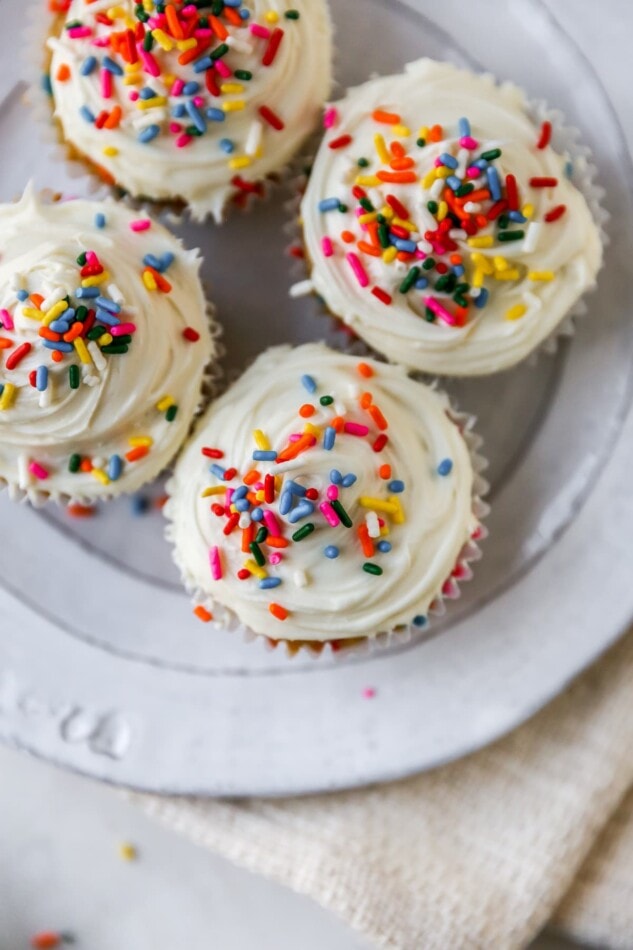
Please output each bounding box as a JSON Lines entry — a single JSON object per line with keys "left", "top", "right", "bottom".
{"left": 455, "top": 282, "right": 470, "bottom": 294}
{"left": 378, "top": 224, "right": 390, "bottom": 248}
{"left": 186, "top": 126, "right": 204, "bottom": 137}
{"left": 320, "top": 395, "right": 334, "bottom": 406}
{"left": 68, "top": 365, "right": 80, "bottom": 390}
{"left": 481, "top": 147, "right": 502, "bottom": 161}
{"left": 435, "top": 274, "right": 456, "bottom": 293}
{"left": 210, "top": 43, "right": 229, "bottom": 60}
{"left": 427, "top": 200, "right": 438, "bottom": 214}
{"left": 453, "top": 294, "right": 468, "bottom": 308}
{"left": 143, "top": 31, "right": 154, "bottom": 51}
{"left": 455, "top": 183, "right": 474, "bottom": 198}
{"left": 292, "top": 523, "right": 315, "bottom": 542}
{"left": 75, "top": 305, "right": 88, "bottom": 322}
{"left": 69, "top": 453, "right": 81, "bottom": 473}
{"left": 357, "top": 157, "right": 369, "bottom": 168}
{"left": 165, "top": 404, "right": 178, "bottom": 422}
{"left": 100, "top": 344, "right": 129, "bottom": 354}
{"left": 399, "top": 266, "right": 421, "bottom": 294}
{"left": 425, "top": 307, "right": 436, "bottom": 322}
{"left": 498, "top": 230, "right": 525, "bottom": 242}
{"left": 250, "top": 541, "right": 266, "bottom": 567}
{"left": 338, "top": 203, "right": 348, "bottom": 213}
{"left": 416, "top": 138, "right": 426, "bottom": 147}
{"left": 255, "top": 526, "right": 268, "bottom": 544}
{"left": 497, "top": 213, "right": 509, "bottom": 229}
{"left": 359, "top": 197, "right": 374, "bottom": 212}
{"left": 285, "top": 9, "right": 300, "bottom": 18}
{"left": 87, "top": 326, "right": 107, "bottom": 341}
{"left": 234, "top": 69, "right": 252, "bottom": 81}
{"left": 330, "top": 499, "right": 352, "bottom": 528}
{"left": 422, "top": 258, "right": 436, "bottom": 271}
{"left": 363, "top": 563, "right": 383, "bottom": 576}
{"left": 76, "top": 252, "right": 87, "bottom": 266}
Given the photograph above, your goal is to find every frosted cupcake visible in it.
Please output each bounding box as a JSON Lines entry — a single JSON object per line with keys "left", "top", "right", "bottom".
{"left": 167, "top": 343, "right": 486, "bottom": 647}
{"left": 0, "top": 186, "right": 215, "bottom": 504}
{"left": 43, "top": 0, "right": 333, "bottom": 221}
{"left": 299, "top": 59, "right": 604, "bottom": 376}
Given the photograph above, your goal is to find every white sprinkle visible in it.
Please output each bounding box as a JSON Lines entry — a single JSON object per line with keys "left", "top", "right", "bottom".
{"left": 225, "top": 35, "right": 253, "bottom": 55}
{"left": 293, "top": 570, "right": 309, "bottom": 588}
{"left": 107, "top": 284, "right": 124, "bottom": 305}
{"left": 38, "top": 384, "right": 52, "bottom": 409}
{"left": 17, "top": 453, "right": 31, "bottom": 490}
{"left": 463, "top": 202, "right": 482, "bottom": 214}
{"left": 523, "top": 222, "right": 542, "bottom": 254}
{"left": 41, "top": 287, "right": 66, "bottom": 313}
{"left": 448, "top": 229, "right": 467, "bottom": 240}
{"left": 366, "top": 510, "right": 381, "bottom": 539}
{"left": 245, "top": 119, "right": 263, "bottom": 157}
{"left": 92, "top": 456, "right": 106, "bottom": 469}
{"left": 347, "top": 382, "right": 360, "bottom": 399}
{"left": 289, "top": 279, "right": 314, "bottom": 299}
{"left": 430, "top": 177, "right": 445, "bottom": 200}
{"left": 238, "top": 513, "right": 251, "bottom": 529}
{"left": 87, "top": 341, "right": 107, "bottom": 373}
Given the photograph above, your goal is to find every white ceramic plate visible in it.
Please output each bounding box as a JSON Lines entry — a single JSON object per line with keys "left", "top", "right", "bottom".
{"left": 0, "top": 0, "right": 631, "bottom": 796}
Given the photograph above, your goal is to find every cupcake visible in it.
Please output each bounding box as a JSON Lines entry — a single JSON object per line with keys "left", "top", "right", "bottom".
{"left": 0, "top": 185, "right": 215, "bottom": 504}
{"left": 167, "top": 343, "right": 486, "bottom": 647}
{"left": 299, "top": 59, "right": 604, "bottom": 376}
{"left": 43, "top": 0, "right": 333, "bottom": 221}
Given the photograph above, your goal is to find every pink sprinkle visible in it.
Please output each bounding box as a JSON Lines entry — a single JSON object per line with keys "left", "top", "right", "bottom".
{"left": 250, "top": 23, "right": 270, "bottom": 38}
{"left": 176, "top": 134, "right": 192, "bottom": 148}
{"left": 460, "top": 135, "right": 479, "bottom": 150}
{"left": 346, "top": 253, "right": 369, "bottom": 288}
{"left": 86, "top": 251, "right": 99, "bottom": 266}
{"left": 29, "top": 461, "right": 49, "bottom": 481}
{"left": 326, "top": 485, "right": 338, "bottom": 501}
{"left": 0, "top": 309, "right": 14, "bottom": 331}
{"left": 193, "top": 95, "right": 205, "bottom": 108}
{"left": 263, "top": 510, "right": 281, "bottom": 536}
{"left": 68, "top": 26, "right": 92, "bottom": 38}
{"left": 319, "top": 501, "right": 340, "bottom": 527}
{"left": 209, "top": 545, "right": 223, "bottom": 580}
{"left": 138, "top": 47, "right": 161, "bottom": 78}
{"left": 214, "top": 59, "right": 231, "bottom": 79}
{"left": 91, "top": 37, "right": 109, "bottom": 48}
{"left": 321, "top": 237, "right": 334, "bottom": 258}
{"left": 269, "top": 553, "right": 283, "bottom": 565}
{"left": 110, "top": 322, "right": 136, "bottom": 336}
{"left": 424, "top": 295, "right": 458, "bottom": 326}
{"left": 434, "top": 157, "right": 444, "bottom": 168}
{"left": 323, "top": 107, "right": 338, "bottom": 129}
{"left": 171, "top": 78, "right": 185, "bottom": 96}
{"left": 225, "top": 488, "right": 234, "bottom": 505}
{"left": 130, "top": 219, "right": 151, "bottom": 232}
{"left": 181, "top": 3, "right": 197, "bottom": 14}
{"left": 101, "top": 68, "right": 112, "bottom": 99}
{"left": 194, "top": 28, "right": 213, "bottom": 39}
{"left": 466, "top": 167, "right": 480, "bottom": 179}
{"left": 169, "top": 122, "right": 182, "bottom": 134}
{"left": 288, "top": 433, "right": 302, "bottom": 443}
{"left": 344, "top": 422, "right": 369, "bottom": 437}
{"left": 362, "top": 687, "right": 377, "bottom": 699}
{"left": 415, "top": 249, "right": 427, "bottom": 260}
{"left": 129, "top": 90, "right": 139, "bottom": 102}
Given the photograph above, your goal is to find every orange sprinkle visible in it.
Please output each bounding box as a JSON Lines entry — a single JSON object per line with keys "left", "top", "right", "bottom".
{"left": 126, "top": 445, "right": 149, "bottom": 463}
{"left": 466, "top": 188, "right": 491, "bottom": 203}
{"left": 210, "top": 14, "right": 228, "bottom": 39}
{"left": 224, "top": 6, "right": 242, "bottom": 25}
{"left": 341, "top": 230, "right": 355, "bottom": 243}
{"left": 94, "top": 162, "right": 116, "bottom": 185}
{"left": 376, "top": 170, "right": 417, "bottom": 184}
{"left": 358, "top": 523, "right": 374, "bottom": 558}
{"left": 63, "top": 323, "right": 84, "bottom": 343}
{"left": 0, "top": 338, "right": 12, "bottom": 350}
{"left": 194, "top": 606, "right": 213, "bottom": 623}
{"left": 243, "top": 469, "right": 260, "bottom": 486}
{"left": 51, "top": 350, "right": 63, "bottom": 363}
{"left": 372, "top": 109, "right": 400, "bottom": 124}
{"left": 265, "top": 536, "right": 289, "bottom": 549}
{"left": 389, "top": 157, "right": 415, "bottom": 171}
{"left": 39, "top": 327, "right": 61, "bottom": 342}
{"left": 67, "top": 504, "right": 96, "bottom": 518}
{"left": 30, "top": 293, "right": 44, "bottom": 308}
{"left": 165, "top": 3, "right": 184, "bottom": 38}
{"left": 379, "top": 464, "right": 391, "bottom": 479}
{"left": 80, "top": 458, "right": 93, "bottom": 473}
{"left": 242, "top": 524, "right": 255, "bottom": 553}
{"left": 365, "top": 220, "right": 381, "bottom": 248}
{"left": 299, "top": 403, "right": 315, "bottom": 418}
{"left": 179, "top": 43, "right": 207, "bottom": 67}
{"left": 246, "top": 491, "right": 259, "bottom": 505}
{"left": 357, "top": 240, "right": 381, "bottom": 257}
{"left": 30, "top": 932, "right": 62, "bottom": 949}
{"left": 56, "top": 63, "right": 71, "bottom": 82}
{"left": 357, "top": 362, "right": 374, "bottom": 378}
{"left": 276, "top": 434, "right": 315, "bottom": 463}
{"left": 449, "top": 254, "right": 463, "bottom": 266}
{"left": 359, "top": 391, "right": 373, "bottom": 410}
{"left": 428, "top": 124, "right": 444, "bottom": 142}
{"left": 331, "top": 415, "right": 346, "bottom": 432}
{"left": 104, "top": 105, "right": 122, "bottom": 129}
{"left": 368, "top": 404, "right": 388, "bottom": 431}
{"left": 269, "top": 603, "right": 289, "bottom": 622}
{"left": 390, "top": 141, "right": 406, "bottom": 159}
{"left": 145, "top": 267, "right": 172, "bottom": 293}
{"left": 396, "top": 251, "right": 412, "bottom": 263}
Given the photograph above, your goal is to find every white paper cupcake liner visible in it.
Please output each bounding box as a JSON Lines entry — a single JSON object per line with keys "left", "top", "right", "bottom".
{"left": 164, "top": 386, "right": 489, "bottom": 659}
{"left": 286, "top": 80, "right": 609, "bottom": 375}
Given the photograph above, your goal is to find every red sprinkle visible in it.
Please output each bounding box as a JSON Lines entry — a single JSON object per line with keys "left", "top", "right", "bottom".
{"left": 262, "top": 27, "right": 283, "bottom": 66}
{"left": 371, "top": 287, "right": 392, "bottom": 305}
{"left": 529, "top": 176, "right": 558, "bottom": 188}
{"left": 258, "top": 105, "right": 285, "bottom": 130}
{"left": 182, "top": 327, "right": 200, "bottom": 342}
{"left": 5, "top": 341, "right": 31, "bottom": 370}
{"left": 544, "top": 204, "right": 567, "bottom": 223}
{"left": 237, "top": 569, "right": 251, "bottom": 580}
{"left": 505, "top": 174, "right": 519, "bottom": 211}
{"left": 202, "top": 447, "right": 224, "bottom": 459}
{"left": 536, "top": 121, "right": 552, "bottom": 150}
{"left": 372, "top": 433, "right": 389, "bottom": 453}
{"left": 223, "top": 467, "right": 237, "bottom": 481}
{"left": 31, "top": 934, "right": 62, "bottom": 950}
{"left": 385, "top": 193, "right": 409, "bottom": 219}
{"left": 328, "top": 134, "right": 353, "bottom": 150}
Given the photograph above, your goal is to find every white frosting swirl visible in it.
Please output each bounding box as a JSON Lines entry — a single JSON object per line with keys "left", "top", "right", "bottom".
{"left": 168, "top": 343, "right": 478, "bottom": 642}
{"left": 301, "top": 59, "right": 603, "bottom": 376}
{"left": 0, "top": 186, "right": 214, "bottom": 501}
{"left": 47, "top": 0, "right": 332, "bottom": 221}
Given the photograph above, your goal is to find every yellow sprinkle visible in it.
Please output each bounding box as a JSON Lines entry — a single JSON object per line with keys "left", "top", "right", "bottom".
{"left": 123, "top": 75, "right": 142, "bottom": 86}
{"left": 493, "top": 256, "right": 511, "bottom": 271}
{"left": 128, "top": 436, "right": 153, "bottom": 448}
{"left": 137, "top": 96, "right": 167, "bottom": 110}
{"left": 152, "top": 29, "right": 174, "bottom": 51}
{"left": 162, "top": 74, "right": 175, "bottom": 87}
{"left": 422, "top": 168, "right": 437, "bottom": 189}
{"left": 359, "top": 497, "right": 399, "bottom": 514}
{"left": 228, "top": 156, "right": 251, "bottom": 170}
{"left": 82, "top": 272, "right": 109, "bottom": 288}
{"left": 392, "top": 217, "right": 415, "bottom": 232}
{"left": 222, "top": 100, "right": 246, "bottom": 113}
{"left": 253, "top": 429, "right": 270, "bottom": 451}
{"left": 125, "top": 63, "right": 139, "bottom": 73}
{"left": 92, "top": 468, "right": 110, "bottom": 485}
{"left": 388, "top": 496, "right": 405, "bottom": 524}
{"left": 156, "top": 395, "right": 175, "bottom": 412}
{"left": 264, "top": 9, "right": 279, "bottom": 22}
{"left": 382, "top": 247, "right": 398, "bottom": 264}
{"left": 528, "top": 270, "right": 555, "bottom": 281}
{"left": 470, "top": 253, "right": 494, "bottom": 275}
{"left": 221, "top": 83, "right": 244, "bottom": 94}
{"left": 244, "top": 559, "right": 267, "bottom": 580}
{"left": 379, "top": 205, "right": 394, "bottom": 220}
{"left": 74, "top": 338, "right": 92, "bottom": 365}
{"left": 436, "top": 201, "right": 448, "bottom": 222}
{"left": 472, "top": 268, "right": 485, "bottom": 289}
{"left": 355, "top": 175, "right": 381, "bottom": 187}
{"left": 0, "top": 383, "right": 16, "bottom": 410}
{"left": 522, "top": 203, "right": 535, "bottom": 219}
{"left": 43, "top": 299, "right": 69, "bottom": 319}
{"left": 119, "top": 842, "right": 138, "bottom": 862}
{"left": 358, "top": 212, "right": 378, "bottom": 225}
{"left": 303, "top": 423, "right": 321, "bottom": 437}
{"left": 435, "top": 166, "right": 452, "bottom": 179}
{"left": 103, "top": 146, "right": 119, "bottom": 157}
{"left": 380, "top": 523, "right": 390, "bottom": 537}
{"left": 418, "top": 126, "right": 429, "bottom": 140}
{"left": 143, "top": 270, "right": 157, "bottom": 291}
{"left": 21, "top": 307, "right": 44, "bottom": 321}
{"left": 506, "top": 303, "right": 527, "bottom": 321}
{"left": 467, "top": 235, "right": 494, "bottom": 248}
{"left": 98, "top": 333, "right": 113, "bottom": 347}
{"left": 107, "top": 5, "right": 125, "bottom": 18}
{"left": 255, "top": 490, "right": 265, "bottom": 502}
{"left": 176, "top": 38, "right": 197, "bottom": 51}
{"left": 373, "top": 133, "right": 390, "bottom": 164}
{"left": 202, "top": 486, "right": 227, "bottom": 497}
{"left": 495, "top": 269, "right": 521, "bottom": 281}
{"left": 392, "top": 124, "right": 410, "bottom": 137}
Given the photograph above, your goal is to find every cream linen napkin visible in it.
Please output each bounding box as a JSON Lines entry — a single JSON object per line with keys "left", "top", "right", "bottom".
{"left": 135, "top": 630, "right": 633, "bottom": 950}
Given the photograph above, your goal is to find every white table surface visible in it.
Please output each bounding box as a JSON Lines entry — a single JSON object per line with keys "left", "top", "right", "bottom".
{"left": 0, "top": 0, "right": 630, "bottom": 947}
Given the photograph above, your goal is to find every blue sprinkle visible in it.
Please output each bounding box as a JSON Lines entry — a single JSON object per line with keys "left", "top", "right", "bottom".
{"left": 224, "top": 0, "right": 242, "bottom": 6}
{"left": 330, "top": 469, "right": 343, "bottom": 485}
{"left": 80, "top": 56, "right": 97, "bottom": 77}
{"left": 96, "top": 309, "right": 120, "bottom": 327}
{"left": 323, "top": 426, "right": 336, "bottom": 451}
{"left": 41, "top": 74, "right": 53, "bottom": 96}
{"left": 171, "top": 104, "right": 186, "bottom": 119}
{"left": 301, "top": 374, "right": 317, "bottom": 394}
{"left": 95, "top": 213, "right": 106, "bottom": 229}
{"left": 259, "top": 577, "right": 282, "bottom": 590}
{"left": 509, "top": 211, "right": 527, "bottom": 223}
{"left": 143, "top": 254, "right": 163, "bottom": 271}
{"left": 415, "top": 277, "right": 429, "bottom": 290}
{"left": 186, "top": 99, "right": 206, "bottom": 134}
{"left": 139, "top": 86, "right": 158, "bottom": 100}
{"left": 160, "top": 252, "right": 175, "bottom": 271}
{"left": 486, "top": 166, "right": 501, "bottom": 201}
{"left": 341, "top": 473, "right": 357, "bottom": 488}
{"left": 251, "top": 507, "right": 264, "bottom": 522}
{"left": 49, "top": 319, "right": 71, "bottom": 333}
{"left": 193, "top": 56, "right": 213, "bottom": 73}
{"left": 377, "top": 540, "right": 392, "bottom": 553}
{"left": 108, "top": 455, "right": 123, "bottom": 481}
{"left": 564, "top": 160, "right": 574, "bottom": 180}
{"left": 42, "top": 340, "right": 73, "bottom": 353}
{"left": 279, "top": 491, "right": 293, "bottom": 516}
{"left": 287, "top": 501, "right": 315, "bottom": 524}
{"left": 286, "top": 480, "right": 307, "bottom": 497}
{"left": 219, "top": 138, "right": 235, "bottom": 154}
{"left": 324, "top": 545, "right": 340, "bottom": 559}
{"left": 95, "top": 297, "right": 121, "bottom": 314}
{"left": 206, "top": 108, "right": 226, "bottom": 122}
{"left": 35, "top": 366, "right": 48, "bottom": 392}
{"left": 446, "top": 175, "right": 462, "bottom": 192}
{"left": 79, "top": 105, "right": 95, "bottom": 124}
{"left": 452, "top": 265, "right": 465, "bottom": 278}
{"left": 210, "top": 463, "right": 226, "bottom": 479}
{"left": 412, "top": 615, "right": 427, "bottom": 627}
{"left": 458, "top": 117, "right": 471, "bottom": 137}
{"left": 103, "top": 56, "right": 123, "bottom": 76}
{"left": 388, "top": 480, "right": 405, "bottom": 493}
{"left": 131, "top": 494, "right": 150, "bottom": 516}
{"left": 0, "top": 384, "right": 4, "bottom": 397}
{"left": 64, "top": 309, "right": 76, "bottom": 321}
{"left": 318, "top": 197, "right": 341, "bottom": 213}
{"left": 239, "top": 6, "right": 250, "bottom": 17}
{"left": 393, "top": 238, "right": 417, "bottom": 253}
{"left": 252, "top": 450, "right": 277, "bottom": 461}
{"left": 437, "top": 458, "right": 453, "bottom": 477}
{"left": 234, "top": 498, "right": 250, "bottom": 512}
{"left": 473, "top": 158, "right": 488, "bottom": 170}
{"left": 439, "top": 152, "right": 458, "bottom": 169}
{"left": 16, "top": 290, "right": 29, "bottom": 302}
{"left": 233, "top": 485, "right": 248, "bottom": 500}
{"left": 182, "top": 81, "right": 200, "bottom": 96}
{"left": 75, "top": 287, "right": 99, "bottom": 299}
{"left": 474, "top": 288, "right": 489, "bottom": 309}
{"left": 138, "top": 124, "right": 160, "bottom": 144}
